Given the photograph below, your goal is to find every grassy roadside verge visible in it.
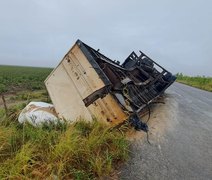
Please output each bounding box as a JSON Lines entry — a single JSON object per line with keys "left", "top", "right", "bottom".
{"left": 0, "top": 113, "right": 129, "bottom": 179}
{"left": 176, "top": 73, "right": 212, "bottom": 92}
{"left": 0, "top": 97, "right": 129, "bottom": 179}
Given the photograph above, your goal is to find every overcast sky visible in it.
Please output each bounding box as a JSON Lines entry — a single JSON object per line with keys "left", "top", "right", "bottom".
{"left": 0, "top": 0, "right": 211, "bottom": 76}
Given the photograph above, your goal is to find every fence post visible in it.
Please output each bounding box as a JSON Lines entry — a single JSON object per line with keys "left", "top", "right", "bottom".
{"left": 1, "top": 94, "right": 8, "bottom": 116}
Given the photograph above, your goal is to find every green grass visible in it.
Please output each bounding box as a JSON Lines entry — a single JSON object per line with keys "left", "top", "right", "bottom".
{"left": 0, "top": 65, "right": 52, "bottom": 93}
{"left": 0, "top": 120, "right": 129, "bottom": 179}
{"left": 176, "top": 73, "right": 212, "bottom": 92}
{"left": 0, "top": 110, "right": 129, "bottom": 179}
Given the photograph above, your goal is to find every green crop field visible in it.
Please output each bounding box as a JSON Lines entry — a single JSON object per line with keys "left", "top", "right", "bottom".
{"left": 0, "top": 65, "right": 53, "bottom": 93}
{"left": 176, "top": 73, "right": 212, "bottom": 92}
{"left": 0, "top": 65, "right": 130, "bottom": 179}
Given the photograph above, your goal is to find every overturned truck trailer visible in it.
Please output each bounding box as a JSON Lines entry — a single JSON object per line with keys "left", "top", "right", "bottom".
{"left": 45, "top": 40, "right": 176, "bottom": 131}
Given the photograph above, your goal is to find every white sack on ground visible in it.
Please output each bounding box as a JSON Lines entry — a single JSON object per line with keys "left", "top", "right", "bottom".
{"left": 18, "top": 102, "right": 59, "bottom": 126}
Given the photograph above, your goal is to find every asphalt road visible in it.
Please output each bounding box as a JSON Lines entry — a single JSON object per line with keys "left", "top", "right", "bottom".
{"left": 120, "top": 82, "right": 212, "bottom": 180}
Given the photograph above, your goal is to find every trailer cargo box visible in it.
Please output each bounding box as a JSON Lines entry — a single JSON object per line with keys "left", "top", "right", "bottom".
{"left": 45, "top": 40, "right": 176, "bottom": 131}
